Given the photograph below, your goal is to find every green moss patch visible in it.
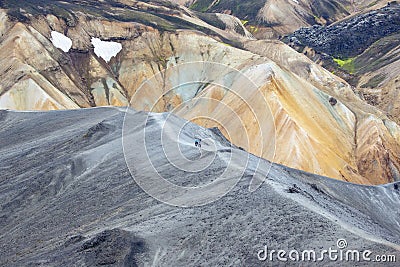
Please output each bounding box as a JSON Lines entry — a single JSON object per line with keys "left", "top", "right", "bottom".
{"left": 333, "top": 57, "right": 355, "bottom": 74}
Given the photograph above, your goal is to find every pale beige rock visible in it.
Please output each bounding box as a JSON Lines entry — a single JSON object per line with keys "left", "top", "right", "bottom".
{"left": 0, "top": 78, "right": 79, "bottom": 110}
{"left": 0, "top": 9, "right": 12, "bottom": 37}
{"left": 0, "top": 23, "right": 89, "bottom": 110}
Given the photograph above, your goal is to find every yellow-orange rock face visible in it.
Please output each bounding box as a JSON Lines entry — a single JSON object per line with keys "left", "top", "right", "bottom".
{"left": 0, "top": 7, "right": 399, "bottom": 185}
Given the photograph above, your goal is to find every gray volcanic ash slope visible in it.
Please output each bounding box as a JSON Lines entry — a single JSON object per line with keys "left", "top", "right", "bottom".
{"left": 0, "top": 108, "right": 400, "bottom": 266}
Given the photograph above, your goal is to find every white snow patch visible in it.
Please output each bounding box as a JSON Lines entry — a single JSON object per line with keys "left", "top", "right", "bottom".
{"left": 291, "top": 0, "right": 299, "bottom": 4}
{"left": 51, "top": 31, "right": 72, "bottom": 53}
{"left": 91, "top": 38, "right": 122, "bottom": 62}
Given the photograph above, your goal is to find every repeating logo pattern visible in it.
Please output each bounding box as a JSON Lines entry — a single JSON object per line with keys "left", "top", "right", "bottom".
{"left": 123, "top": 62, "right": 276, "bottom": 207}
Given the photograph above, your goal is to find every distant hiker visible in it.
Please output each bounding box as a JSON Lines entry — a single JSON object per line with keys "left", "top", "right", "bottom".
{"left": 194, "top": 138, "right": 202, "bottom": 148}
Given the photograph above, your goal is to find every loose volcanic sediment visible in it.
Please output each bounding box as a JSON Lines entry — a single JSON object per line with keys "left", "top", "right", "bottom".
{"left": 0, "top": 108, "right": 399, "bottom": 266}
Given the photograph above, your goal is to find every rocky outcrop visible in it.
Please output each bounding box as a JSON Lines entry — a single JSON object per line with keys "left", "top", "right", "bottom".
{"left": 286, "top": 3, "right": 400, "bottom": 58}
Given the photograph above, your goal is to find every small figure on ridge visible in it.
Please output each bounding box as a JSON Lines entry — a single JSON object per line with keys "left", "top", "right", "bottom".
{"left": 194, "top": 138, "right": 202, "bottom": 148}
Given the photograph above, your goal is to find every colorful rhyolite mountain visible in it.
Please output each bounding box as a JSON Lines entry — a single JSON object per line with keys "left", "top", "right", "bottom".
{"left": 0, "top": 0, "right": 399, "bottom": 185}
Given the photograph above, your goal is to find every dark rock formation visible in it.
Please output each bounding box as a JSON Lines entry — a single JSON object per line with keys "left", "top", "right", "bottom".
{"left": 286, "top": 3, "right": 400, "bottom": 58}
{"left": 329, "top": 97, "right": 338, "bottom": 106}
{"left": 79, "top": 229, "right": 147, "bottom": 267}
